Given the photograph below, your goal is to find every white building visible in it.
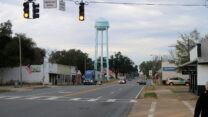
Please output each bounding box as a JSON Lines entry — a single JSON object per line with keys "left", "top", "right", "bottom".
{"left": 162, "top": 62, "right": 189, "bottom": 83}
{"left": 180, "top": 40, "right": 208, "bottom": 95}
{"left": 0, "top": 62, "right": 77, "bottom": 85}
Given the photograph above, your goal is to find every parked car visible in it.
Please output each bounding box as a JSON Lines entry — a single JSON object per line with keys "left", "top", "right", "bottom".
{"left": 166, "top": 77, "right": 189, "bottom": 86}
{"left": 119, "top": 76, "right": 126, "bottom": 84}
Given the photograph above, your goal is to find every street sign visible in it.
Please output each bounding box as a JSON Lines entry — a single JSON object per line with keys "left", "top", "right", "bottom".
{"left": 43, "top": 0, "right": 57, "bottom": 8}
{"left": 149, "top": 70, "right": 152, "bottom": 76}
{"left": 59, "top": 0, "right": 65, "bottom": 11}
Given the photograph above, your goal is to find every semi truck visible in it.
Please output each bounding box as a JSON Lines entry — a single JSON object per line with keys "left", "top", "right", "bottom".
{"left": 84, "top": 70, "right": 103, "bottom": 85}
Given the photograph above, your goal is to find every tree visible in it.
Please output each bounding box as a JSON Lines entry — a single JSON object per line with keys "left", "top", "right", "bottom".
{"left": 49, "top": 49, "right": 93, "bottom": 74}
{"left": 0, "top": 21, "right": 45, "bottom": 67}
{"left": 109, "top": 52, "right": 138, "bottom": 79}
{"left": 175, "top": 30, "right": 204, "bottom": 65}
{"left": 139, "top": 56, "right": 161, "bottom": 77}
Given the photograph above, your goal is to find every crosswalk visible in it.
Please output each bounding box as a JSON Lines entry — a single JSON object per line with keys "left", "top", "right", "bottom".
{"left": 0, "top": 95, "right": 137, "bottom": 103}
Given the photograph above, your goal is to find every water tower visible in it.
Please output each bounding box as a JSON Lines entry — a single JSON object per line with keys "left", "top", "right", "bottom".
{"left": 94, "top": 18, "right": 110, "bottom": 80}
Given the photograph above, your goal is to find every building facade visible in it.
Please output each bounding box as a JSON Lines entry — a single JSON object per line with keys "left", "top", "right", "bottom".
{"left": 0, "top": 62, "right": 78, "bottom": 85}
{"left": 180, "top": 40, "right": 208, "bottom": 95}
{"left": 162, "top": 62, "right": 189, "bottom": 83}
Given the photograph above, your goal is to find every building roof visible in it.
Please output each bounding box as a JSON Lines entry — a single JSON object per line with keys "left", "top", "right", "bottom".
{"left": 179, "top": 57, "right": 208, "bottom": 68}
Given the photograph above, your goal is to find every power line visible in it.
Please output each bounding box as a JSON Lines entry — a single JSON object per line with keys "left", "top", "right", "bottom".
{"left": 66, "top": 0, "right": 208, "bottom": 7}
{"left": 89, "top": 1, "right": 206, "bottom": 7}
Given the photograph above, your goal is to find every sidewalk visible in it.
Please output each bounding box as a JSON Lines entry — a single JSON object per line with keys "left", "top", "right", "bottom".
{"left": 128, "top": 84, "right": 198, "bottom": 117}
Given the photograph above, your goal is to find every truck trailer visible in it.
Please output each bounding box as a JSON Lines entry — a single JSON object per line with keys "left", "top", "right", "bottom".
{"left": 84, "top": 70, "right": 103, "bottom": 85}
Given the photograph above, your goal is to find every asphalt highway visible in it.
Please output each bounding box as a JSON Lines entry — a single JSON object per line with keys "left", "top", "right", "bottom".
{"left": 0, "top": 78, "right": 144, "bottom": 117}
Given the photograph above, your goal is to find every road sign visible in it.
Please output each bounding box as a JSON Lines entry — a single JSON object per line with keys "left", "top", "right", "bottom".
{"left": 149, "top": 70, "right": 152, "bottom": 76}
{"left": 59, "top": 0, "right": 65, "bottom": 11}
{"left": 43, "top": 0, "right": 57, "bottom": 8}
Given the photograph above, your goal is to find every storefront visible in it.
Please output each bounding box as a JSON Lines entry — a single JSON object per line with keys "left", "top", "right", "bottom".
{"left": 179, "top": 41, "right": 208, "bottom": 96}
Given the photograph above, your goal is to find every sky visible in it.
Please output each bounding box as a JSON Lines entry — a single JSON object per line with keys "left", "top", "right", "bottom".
{"left": 0, "top": 0, "right": 208, "bottom": 66}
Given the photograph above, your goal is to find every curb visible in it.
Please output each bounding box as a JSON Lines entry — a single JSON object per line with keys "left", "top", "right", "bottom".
{"left": 136, "top": 85, "right": 145, "bottom": 99}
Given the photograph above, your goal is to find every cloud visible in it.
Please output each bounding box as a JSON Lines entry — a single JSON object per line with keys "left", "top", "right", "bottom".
{"left": 1, "top": 0, "right": 208, "bottom": 65}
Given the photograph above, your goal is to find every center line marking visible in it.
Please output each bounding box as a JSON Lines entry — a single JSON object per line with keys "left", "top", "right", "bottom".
{"left": 63, "top": 87, "right": 103, "bottom": 97}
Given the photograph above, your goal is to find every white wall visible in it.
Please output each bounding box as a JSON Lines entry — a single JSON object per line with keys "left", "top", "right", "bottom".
{"left": 162, "top": 62, "right": 189, "bottom": 80}
{"left": 197, "top": 65, "right": 208, "bottom": 85}
{"left": 0, "top": 63, "right": 76, "bottom": 84}
{"left": 0, "top": 65, "right": 44, "bottom": 84}
{"left": 190, "top": 46, "right": 198, "bottom": 61}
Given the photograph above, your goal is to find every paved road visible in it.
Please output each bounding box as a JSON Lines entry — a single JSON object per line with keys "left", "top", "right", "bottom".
{"left": 0, "top": 78, "right": 144, "bottom": 117}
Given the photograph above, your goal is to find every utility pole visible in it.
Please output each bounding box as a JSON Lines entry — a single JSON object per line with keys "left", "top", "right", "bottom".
{"left": 84, "top": 56, "right": 86, "bottom": 72}
{"left": 19, "top": 37, "right": 22, "bottom": 87}
{"left": 188, "top": 37, "right": 190, "bottom": 61}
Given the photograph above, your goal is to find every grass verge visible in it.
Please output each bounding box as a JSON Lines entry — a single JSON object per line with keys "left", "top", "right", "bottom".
{"left": 171, "top": 88, "right": 189, "bottom": 93}
{"left": 30, "top": 86, "right": 49, "bottom": 90}
{"left": 144, "top": 92, "right": 157, "bottom": 99}
{"left": 0, "top": 89, "right": 11, "bottom": 93}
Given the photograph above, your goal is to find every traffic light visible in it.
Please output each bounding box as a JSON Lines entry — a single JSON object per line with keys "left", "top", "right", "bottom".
{"left": 23, "top": 2, "right": 29, "bottom": 19}
{"left": 79, "top": 2, "right": 85, "bottom": 21}
{"left": 33, "top": 2, "right": 39, "bottom": 19}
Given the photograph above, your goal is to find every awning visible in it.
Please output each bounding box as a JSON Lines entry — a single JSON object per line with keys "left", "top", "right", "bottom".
{"left": 198, "top": 57, "right": 208, "bottom": 64}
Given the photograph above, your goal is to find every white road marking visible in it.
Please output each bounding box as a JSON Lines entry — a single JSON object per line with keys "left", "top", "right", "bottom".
{"left": 130, "top": 99, "right": 137, "bottom": 103}
{"left": 148, "top": 114, "right": 154, "bottom": 117}
{"left": 182, "top": 101, "right": 194, "bottom": 114}
{"left": 135, "top": 86, "right": 144, "bottom": 99}
{"left": 147, "top": 101, "right": 157, "bottom": 117}
{"left": 0, "top": 96, "right": 6, "bottom": 99}
{"left": 111, "top": 91, "right": 115, "bottom": 94}
{"left": 107, "top": 99, "right": 116, "bottom": 102}
{"left": 149, "top": 102, "right": 157, "bottom": 113}
{"left": 6, "top": 96, "right": 21, "bottom": 99}
{"left": 96, "top": 96, "right": 102, "bottom": 99}
{"left": 26, "top": 96, "right": 42, "bottom": 100}
{"left": 44, "top": 97, "right": 59, "bottom": 100}
{"left": 71, "top": 98, "right": 81, "bottom": 101}
{"left": 88, "top": 98, "right": 98, "bottom": 102}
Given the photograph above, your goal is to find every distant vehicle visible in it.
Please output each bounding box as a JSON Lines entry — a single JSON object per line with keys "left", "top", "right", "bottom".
{"left": 84, "top": 70, "right": 101, "bottom": 85}
{"left": 137, "top": 77, "right": 146, "bottom": 85}
{"left": 166, "top": 77, "right": 189, "bottom": 86}
{"left": 127, "top": 78, "right": 132, "bottom": 81}
{"left": 119, "top": 76, "right": 126, "bottom": 84}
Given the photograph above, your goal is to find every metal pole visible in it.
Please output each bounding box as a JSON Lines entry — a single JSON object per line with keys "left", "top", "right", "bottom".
{"left": 101, "top": 31, "right": 103, "bottom": 74}
{"left": 84, "top": 56, "right": 86, "bottom": 72}
{"left": 19, "top": 37, "right": 22, "bottom": 87}
{"left": 106, "top": 28, "right": 109, "bottom": 80}
{"left": 94, "top": 29, "right": 98, "bottom": 71}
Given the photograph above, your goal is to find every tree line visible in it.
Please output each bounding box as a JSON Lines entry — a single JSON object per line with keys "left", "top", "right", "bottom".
{"left": 139, "top": 30, "right": 208, "bottom": 77}
{"left": 0, "top": 20, "right": 45, "bottom": 68}
{"left": 0, "top": 21, "right": 138, "bottom": 77}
